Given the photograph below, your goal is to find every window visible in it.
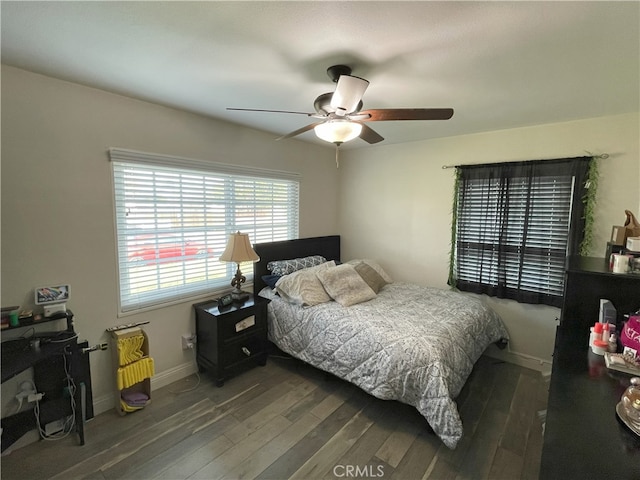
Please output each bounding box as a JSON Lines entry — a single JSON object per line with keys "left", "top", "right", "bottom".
{"left": 110, "top": 148, "right": 299, "bottom": 313}
{"left": 451, "top": 157, "right": 592, "bottom": 307}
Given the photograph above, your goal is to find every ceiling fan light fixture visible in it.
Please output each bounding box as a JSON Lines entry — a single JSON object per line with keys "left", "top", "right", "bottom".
{"left": 314, "top": 120, "right": 362, "bottom": 144}
{"left": 330, "top": 75, "right": 369, "bottom": 116}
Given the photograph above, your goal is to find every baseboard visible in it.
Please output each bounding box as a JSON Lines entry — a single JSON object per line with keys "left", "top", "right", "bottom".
{"left": 151, "top": 359, "right": 199, "bottom": 390}
{"left": 92, "top": 360, "right": 198, "bottom": 416}
{"left": 484, "top": 344, "right": 552, "bottom": 375}
{"left": 86, "top": 347, "right": 553, "bottom": 418}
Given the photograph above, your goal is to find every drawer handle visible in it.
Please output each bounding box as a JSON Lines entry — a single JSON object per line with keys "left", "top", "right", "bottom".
{"left": 242, "top": 347, "right": 251, "bottom": 356}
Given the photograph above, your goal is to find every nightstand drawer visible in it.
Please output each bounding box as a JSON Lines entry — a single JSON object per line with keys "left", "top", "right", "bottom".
{"left": 221, "top": 335, "right": 266, "bottom": 367}
{"left": 219, "top": 313, "right": 266, "bottom": 343}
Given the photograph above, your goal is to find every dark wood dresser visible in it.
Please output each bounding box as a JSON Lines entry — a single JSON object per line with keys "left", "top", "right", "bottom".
{"left": 540, "top": 257, "right": 640, "bottom": 479}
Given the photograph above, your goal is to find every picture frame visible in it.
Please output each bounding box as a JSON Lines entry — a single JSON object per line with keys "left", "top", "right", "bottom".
{"left": 34, "top": 284, "right": 70, "bottom": 305}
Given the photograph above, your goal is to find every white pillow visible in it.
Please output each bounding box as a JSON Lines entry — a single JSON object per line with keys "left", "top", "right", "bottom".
{"left": 316, "top": 263, "right": 377, "bottom": 307}
{"left": 275, "top": 261, "right": 336, "bottom": 306}
{"left": 346, "top": 259, "right": 393, "bottom": 283}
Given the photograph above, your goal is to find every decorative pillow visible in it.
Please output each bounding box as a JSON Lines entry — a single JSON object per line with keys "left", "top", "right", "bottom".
{"left": 275, "top": 261, "right": 336, "bottom": 306}
{"left": 316, "top": 263, "right": 377, "bottom": 307}
{"left": 267, "top": 255, "right": 327, "bottom": 276}
{"left": 346, "top": 259, "right": 393, "bottom": 283}
{"left": 353, "top": 261, "right": 388, "bottom": 293}
{"left": 261, "top": 274, "right": 281, "bottom": 289}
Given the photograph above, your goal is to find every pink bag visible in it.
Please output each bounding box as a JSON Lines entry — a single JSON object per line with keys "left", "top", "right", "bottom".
{"left": 620, "top": 315, "right": 640, "bottom": 352}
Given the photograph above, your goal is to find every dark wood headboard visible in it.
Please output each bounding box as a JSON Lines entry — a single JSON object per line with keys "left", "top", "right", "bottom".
{"left": 253, "top": 235, "right": 341, "bottom": 295}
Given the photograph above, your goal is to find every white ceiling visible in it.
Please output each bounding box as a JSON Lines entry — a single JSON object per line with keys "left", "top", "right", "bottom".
{"left": 2, "top": 1, "right": 638, "bottom": 149}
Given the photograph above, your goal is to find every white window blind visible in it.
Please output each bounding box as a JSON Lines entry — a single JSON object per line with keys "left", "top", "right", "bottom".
{"left": 110, "top": 148, "right": 299, "bottom": 313}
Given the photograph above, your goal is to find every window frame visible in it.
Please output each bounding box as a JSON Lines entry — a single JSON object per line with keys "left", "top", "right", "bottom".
{"left": 109, "top": 148, "right": 300, "bottom": 315}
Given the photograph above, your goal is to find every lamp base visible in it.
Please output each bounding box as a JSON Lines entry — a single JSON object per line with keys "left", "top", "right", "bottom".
{"left": 229, "top": 263, "right": 248, "bottom": 302}
{"left": 231, "top": 289, "right": 249, "bottom": 302}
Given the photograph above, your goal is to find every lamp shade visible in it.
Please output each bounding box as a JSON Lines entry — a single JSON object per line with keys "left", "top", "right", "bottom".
{"left": 219, "top": 232, "right": 260, "bottom": 263}
{"left": 331, "top": 75, "right": 369, "bottom": 115}
{"left": 314, "top": 120, "right": 363, "bottom": 144}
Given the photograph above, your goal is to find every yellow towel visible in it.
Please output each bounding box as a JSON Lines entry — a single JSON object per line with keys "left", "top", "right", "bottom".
{"left": 117, "top": 334, "right": 145, "bottom": 366}
{"left": 120, "top": 398, "right": 146, "bottom": 412}
{"left": 116, "top": 357, "right": 155, "bottom": 390}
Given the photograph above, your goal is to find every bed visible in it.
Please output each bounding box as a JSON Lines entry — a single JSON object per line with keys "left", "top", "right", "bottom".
{"left": 253, "top": 235, "right": 508, "bottom": 449}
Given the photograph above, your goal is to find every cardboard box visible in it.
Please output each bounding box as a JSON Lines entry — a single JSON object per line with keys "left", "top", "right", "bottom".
{"left": 611, "top": 225, "right": 626, "bottom": 245}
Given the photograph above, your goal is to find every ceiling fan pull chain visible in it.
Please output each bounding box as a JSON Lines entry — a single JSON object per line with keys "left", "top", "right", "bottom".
{"left": 335, "top": 144, "right": 340, "bottom": 168}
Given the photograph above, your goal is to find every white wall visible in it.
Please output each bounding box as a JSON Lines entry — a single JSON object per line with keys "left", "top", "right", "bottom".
{"left": 339, "top": 112, "right": 640, "bottom": 372}
{"left": 1, "top": 65, "right": 339, "bottom": 416}
{"left": 2, "top": 63, "right": 638, "bottom": 419}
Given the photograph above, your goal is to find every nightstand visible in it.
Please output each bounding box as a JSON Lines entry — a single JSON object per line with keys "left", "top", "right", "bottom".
{"left": 193, "top": 294, "right": 270, "bottom": 387}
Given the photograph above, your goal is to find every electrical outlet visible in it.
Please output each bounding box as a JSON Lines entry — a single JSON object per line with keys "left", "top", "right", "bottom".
{"left": 181, "top": 333, "right": 196, "bottom": 350}
{"left": 16, "top": 381, "right": 36, "bottom": 402}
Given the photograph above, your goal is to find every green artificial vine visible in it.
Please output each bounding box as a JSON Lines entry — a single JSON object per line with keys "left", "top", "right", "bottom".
{"left": 448, "top": 168, "right": 460, "bottom": 288}
{"left": 579, "top": 156, "right": 600, "bottom": 256}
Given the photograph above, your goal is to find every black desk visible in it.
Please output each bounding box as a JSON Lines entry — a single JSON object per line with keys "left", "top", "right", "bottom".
{"left": 2, "top": 333, "right": 76, "bottom": 383}
{"left": 1, "top": 312, "right": 93, "bottom": 451}
{"left": 540, "top": 330, "right": 640, "bottom": 479}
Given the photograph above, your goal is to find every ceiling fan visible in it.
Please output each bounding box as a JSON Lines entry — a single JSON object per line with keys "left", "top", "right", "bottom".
{"left": 228, "top": 65, "right": 454, "bottom": 146}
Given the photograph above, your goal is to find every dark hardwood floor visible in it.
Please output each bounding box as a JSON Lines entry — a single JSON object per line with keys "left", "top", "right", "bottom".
{"left": 1, "top": 354, "right": 547, "bottom": 480}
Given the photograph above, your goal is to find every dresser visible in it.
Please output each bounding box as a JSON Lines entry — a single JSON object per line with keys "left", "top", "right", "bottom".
{"left": 540, "top": 257, "right": 640, "bottom": 478}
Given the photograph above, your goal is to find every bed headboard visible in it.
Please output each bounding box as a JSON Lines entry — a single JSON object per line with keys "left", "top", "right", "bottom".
{"left": 253, "top": 235, "right": 341, "bottom": 295}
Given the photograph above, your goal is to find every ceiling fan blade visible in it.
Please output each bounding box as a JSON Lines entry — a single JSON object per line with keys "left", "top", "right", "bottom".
{"left": 359, "top": 108, "right": 454, "bottom": 122}
{"left": 358, "top": 123, "right": 384, "bottom": 144}
{"left": 227, "top": 107, "right": 313, "bottom": 116}
{"left": 275, "top": 121, "right": 326, "bottom": 141}
{"left": 331, "top": 75, "right": 369, "bottom": 116}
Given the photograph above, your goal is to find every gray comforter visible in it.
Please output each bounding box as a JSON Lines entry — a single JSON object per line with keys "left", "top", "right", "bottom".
{"left": 260, "top": 282, "right": 508, "bottom": 449}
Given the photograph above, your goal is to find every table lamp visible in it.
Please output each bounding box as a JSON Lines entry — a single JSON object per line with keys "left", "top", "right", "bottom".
{"left": 219, "top": 231, "right": 260, "bottom": 301}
